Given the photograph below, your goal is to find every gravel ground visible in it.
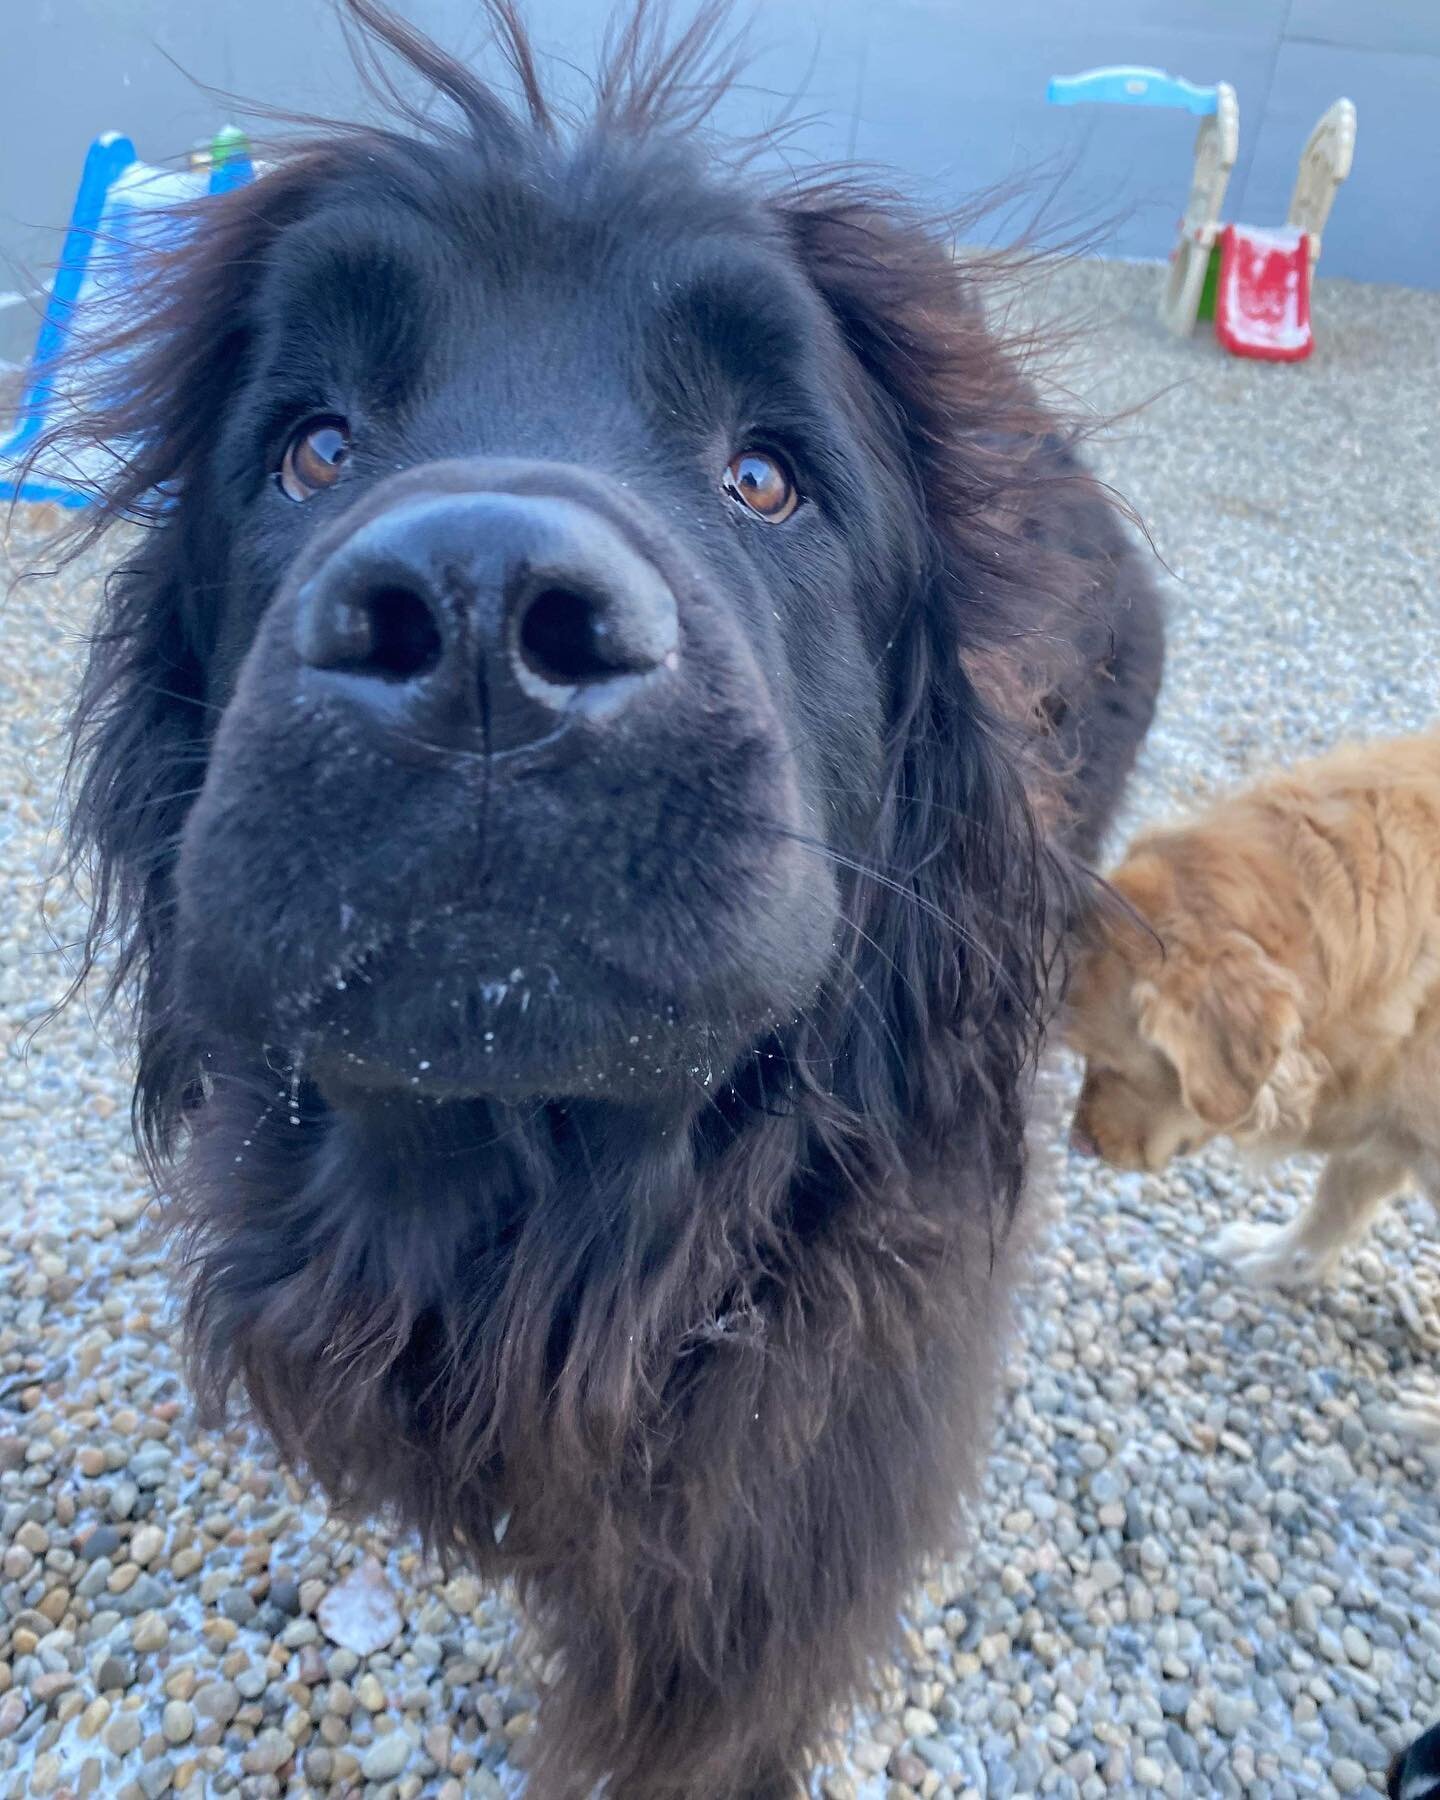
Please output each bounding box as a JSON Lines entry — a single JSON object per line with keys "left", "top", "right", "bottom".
{"left": 1, "top": 260, "right": 1438, "bottom": 1800}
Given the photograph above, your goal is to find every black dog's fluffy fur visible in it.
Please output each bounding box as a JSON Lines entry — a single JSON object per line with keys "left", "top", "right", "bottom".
{"left": 27, "top": 5, "right": 1163, "bottom": 1794}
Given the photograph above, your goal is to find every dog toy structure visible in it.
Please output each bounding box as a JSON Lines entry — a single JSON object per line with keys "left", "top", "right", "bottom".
{"left": 1212, "top": 99, "right": 1356, "bottom": 362}
{"left": 1047, "top": 67, "right": 1355, "bottom": 361}
{"left": 0, "top": 129, "right": 253, "bottom": 508}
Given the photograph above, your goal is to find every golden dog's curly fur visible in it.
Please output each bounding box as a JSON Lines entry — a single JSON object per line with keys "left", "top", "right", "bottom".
{"left": 1065, "top": 730, "right": 1440, "bottom": 1430}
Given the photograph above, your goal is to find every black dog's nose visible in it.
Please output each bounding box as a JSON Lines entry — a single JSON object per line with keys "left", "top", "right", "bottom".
{"left": 294, "top": 490, "right": 679, "bottom": 753}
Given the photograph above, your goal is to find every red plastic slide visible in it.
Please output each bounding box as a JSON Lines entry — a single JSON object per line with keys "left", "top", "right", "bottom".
{"left": 1214, "top": 223, "right": 1313, "bottom": 361}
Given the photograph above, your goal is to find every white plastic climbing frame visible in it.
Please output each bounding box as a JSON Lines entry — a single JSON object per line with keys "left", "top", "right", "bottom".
{"left": 1159, "top": 82, "right": 1240, "bottom": 338}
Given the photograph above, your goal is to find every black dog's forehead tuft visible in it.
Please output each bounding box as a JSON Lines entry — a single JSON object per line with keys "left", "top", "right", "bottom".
{"left": 273, "top": 113, "right": 776, "bottom": 277}
{"left": 268, "top": 126, "right": 807, "bottom": 336}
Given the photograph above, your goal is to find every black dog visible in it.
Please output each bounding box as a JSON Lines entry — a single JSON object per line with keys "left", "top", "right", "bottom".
{"left": 34, "top": 4, "right": 1162, "bottom": 1794}
{"left": 1393, "top": 1724, "right": 1440, "bottom": 1800}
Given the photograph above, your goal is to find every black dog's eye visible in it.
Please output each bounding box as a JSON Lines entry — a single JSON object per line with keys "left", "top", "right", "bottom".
{"left": 278, "top": 417, "right": 351, "bottom": 502}
{"left": 722, "top": 449, "right": 799, "bottom": 523}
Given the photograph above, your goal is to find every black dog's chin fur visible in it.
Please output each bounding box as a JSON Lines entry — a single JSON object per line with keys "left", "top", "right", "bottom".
{"left": 179, "top": 1054, "right": 1026, "bottom": 1798}
{"left": 29, "top": 4, "right": 1164, "bottom": 1795}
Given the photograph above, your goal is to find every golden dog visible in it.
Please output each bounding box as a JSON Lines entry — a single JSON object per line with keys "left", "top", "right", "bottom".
{"left": 1065, "top": 731, "right": 1440, "bottom": 1431}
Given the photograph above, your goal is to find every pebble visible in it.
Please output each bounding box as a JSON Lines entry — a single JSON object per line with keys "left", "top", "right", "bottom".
{"left": 268, "top": 1575, "right": 301, "bottom": 1615}
{"left": 131, "top": 1613, "right": 169, "bottom": 1654}
{"left": 161, "top": 1701, "right": 193, "bottom": 1745}
{"left": 104, "top": 1713, "right": 143, "bottom": 1757}
{"left": 107, "top": 1481, "right": 139, "bottom": 1521}
{"left": 78, "top": 1698, "right": 110, "bottom": 1740}
{"left": 192, "top": 1681, "right": 240, "bottom": 1726}
{"left": 95, "top": 1656, "right": 134, "bottom": 1692}
{"left": 360, "top": 1729, "right": 413, "bottom": 1780}
{"left": 129, "top": 1525, "right": 165, "bottom": 1567}
{"left": 243, "top": 1729, "right": 296, "bottom": 1774}
{"left": 217, "top": 1588, "right": 256, "bottom": 1627}
{"left": 80, "top": 1524, "right": 122, "bottom": 1562}
{"left": 1342, "top": 1626, "right": 1373, "bottom": 1669}
{"left": 317, "top": 1559, "right": 402, "bottom": 1656}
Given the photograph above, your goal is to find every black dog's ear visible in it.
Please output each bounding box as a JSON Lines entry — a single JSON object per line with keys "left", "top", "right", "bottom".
{"left": 779, "top": 192, "right": 1161, "bottom": 868}
{"left": 778, "top": 197, "right": 1059, "bottom": 811}
{"left": 65, "top": 552, "right": 210, "bottom": 1164}
{"left": 776, "top": 192, "right": 1084, "bottom": 669}
{"left": 19, "top": 158, "right": 349, "bottom": 1163}
{"left": 775, "top": 193, "right": 1094, "bottom": 1202}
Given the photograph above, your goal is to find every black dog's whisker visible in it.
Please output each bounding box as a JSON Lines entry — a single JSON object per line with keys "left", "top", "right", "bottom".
{"left": 87, "top": 785, "right": 210, "bottom": 824}
{"left": 124, "top": 684, "right": 228, "bottom": 719}
{"left": 763, "top": 821, "right": 1056, "bottom": 1024}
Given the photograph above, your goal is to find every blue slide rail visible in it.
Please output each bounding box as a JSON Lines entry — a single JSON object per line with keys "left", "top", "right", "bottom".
{"left": 1047, "top": 66, "right": 1218, "bottom": 116}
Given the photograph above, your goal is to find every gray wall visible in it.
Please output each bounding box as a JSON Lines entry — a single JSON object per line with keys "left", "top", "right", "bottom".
{"left": 3, "top": 0, "right": 1439, "bottom": 362}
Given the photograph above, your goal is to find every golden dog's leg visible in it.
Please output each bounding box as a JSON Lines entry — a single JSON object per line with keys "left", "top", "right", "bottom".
{"left": 1212, "top": 1146, "right": 1410, "bottom": 1290}
{"left": 1389, "top": 1154, "right": 1440, "bottom": 1441}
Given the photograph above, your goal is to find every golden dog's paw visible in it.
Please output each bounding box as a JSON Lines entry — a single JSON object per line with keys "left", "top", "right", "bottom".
{"left": 1211, "top": 1221, "right": 1338, "bottom": 1291}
